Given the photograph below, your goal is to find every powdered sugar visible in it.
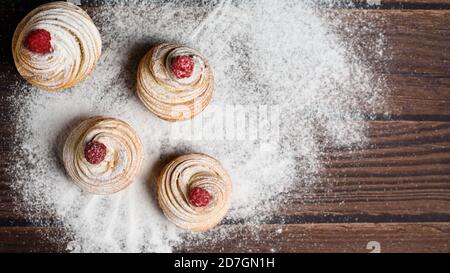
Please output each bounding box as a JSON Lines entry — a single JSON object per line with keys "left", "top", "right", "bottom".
{"left": 8, "top": 0, "right": 387, "bottom": 252}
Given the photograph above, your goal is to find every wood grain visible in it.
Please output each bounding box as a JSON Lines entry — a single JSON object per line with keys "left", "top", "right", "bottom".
{"left": 0, "top": 1, "right": 449, "bottom": 252}
{"left": 280, "top": 121, "right": 450, "bottom": 220}
{"left": 178, "top": 223, "right": 450, "bottom": 253}
{"left": 1, "top": 223, "right": 448, "bottom": 253}
{"left": 0, "top": 227, "right": 64, "bottom": 253}
{"left": 328, "top": 9, "right": 450, "bottom": 117}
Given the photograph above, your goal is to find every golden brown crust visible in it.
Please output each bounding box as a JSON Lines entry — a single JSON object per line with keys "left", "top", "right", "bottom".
{"left": 136, "top": 43, "right": 214, "bottom": 121}
{"left": 157, "top": 154, "right": 232, "bottom": 232}
{"left": 12, "top": 1, "right": 102, "bottom": 91}
{"left": 63, "top": 117, "right": 143, "bottom": 194}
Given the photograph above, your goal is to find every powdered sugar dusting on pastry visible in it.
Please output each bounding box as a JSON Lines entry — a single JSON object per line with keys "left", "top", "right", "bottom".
{"left": 12, "top": 2, "right": 102, "bottom": 91}
{"left": 8, "top": 0, "right": 387, "bottom": 252}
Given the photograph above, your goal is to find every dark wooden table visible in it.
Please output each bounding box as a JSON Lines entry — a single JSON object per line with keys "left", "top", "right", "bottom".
{"left": 1, "top": 0, "right": 450, "bottom": 253}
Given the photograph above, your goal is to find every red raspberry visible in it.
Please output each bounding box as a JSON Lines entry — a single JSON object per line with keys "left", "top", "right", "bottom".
{"left": 188, "top": 187, "right": 211, "bottom": 207}
{"left": 170, "top": 55, "right": 194, "bottom": 79}
{"left": 24, "top": 29, "right": 52, "bottom": 54}
{"left": 84, "top": 141, "right": 107, "bottom": 165}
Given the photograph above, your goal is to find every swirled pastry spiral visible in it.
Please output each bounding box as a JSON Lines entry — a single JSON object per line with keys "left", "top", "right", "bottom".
{"left": 12, "top": 2, "right": 102, "bottom": 91}
{"left": 63, "top": 117, "right": 143, "bottom": 194}
{"left": 157, "top": 154, "right": 232, "bottom": 231}
{"left": 137, "top": 43, "right": 214, "bottom": 121}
